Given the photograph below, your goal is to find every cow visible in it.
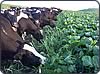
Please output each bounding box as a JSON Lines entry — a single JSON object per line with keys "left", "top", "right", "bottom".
{"left": 28, "top": 7, "right": 62, "bottom": 29}
{"left": 24, "top": 7, "right": 56, "bottom": 29}
{"left": 39, "top": 7, "right": 56, "bottom": 28}
{"left": 0, "top": 13, "right": 46, "bottom": 73}
{"left": 2, "top": 8, "right": 43, "bottom": 43}
{"left": 2, "top": 8, "right": 19, "bottom": 28}
{"left": 17, "top": 9, "right": 43, "bottom": 39}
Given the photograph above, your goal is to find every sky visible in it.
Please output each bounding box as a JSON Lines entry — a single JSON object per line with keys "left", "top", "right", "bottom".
{"left": 0, "top": 1, "right": 99, "bottom": 11}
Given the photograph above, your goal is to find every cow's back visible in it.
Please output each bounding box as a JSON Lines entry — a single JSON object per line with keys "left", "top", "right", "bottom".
{"left": 0, "top": 14, "right": 24, "bottom": 60}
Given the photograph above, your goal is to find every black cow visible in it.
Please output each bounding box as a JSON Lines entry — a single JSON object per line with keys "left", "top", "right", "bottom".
{"left": 0, "top": 14, "right": 46, "bottom": 72}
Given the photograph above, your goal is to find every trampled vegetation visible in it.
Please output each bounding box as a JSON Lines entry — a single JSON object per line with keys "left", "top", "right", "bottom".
{"left": 2, "top": 10, "right": 99, "bottom": 74}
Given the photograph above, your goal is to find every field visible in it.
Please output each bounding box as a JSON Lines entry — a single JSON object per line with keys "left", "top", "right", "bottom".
{"left": 1, "top": 9, "right": 99, "bottom": 74}
{"left": 35, "top": 10, "right": 99, "bottom": 74}
{"left": 1, "top": 4, "right": 20, "bottom": 9}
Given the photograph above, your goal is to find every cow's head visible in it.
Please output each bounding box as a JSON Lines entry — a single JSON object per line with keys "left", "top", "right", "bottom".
{"left": 16, "top": 7, "right": 21, "bottom": 16}
{"left": 40, "top": 8, "right": 56, "bottom": 28}
{"left": 31, "top": 28, "right": 43, "bottom": 43}
{"left": 27, "top": 18, "right": 43, "bottom": 43}
{"left": 14, "top": 44, "right": 46, "bottom": 68}
{"left": 18, "top": 17, "right": 43, "bottom": 43}
{"left": 51, "top": 7, "right": 62, "bottom": 15}
{"left": 50, "top": 7, "right": 62, "bottom": 21}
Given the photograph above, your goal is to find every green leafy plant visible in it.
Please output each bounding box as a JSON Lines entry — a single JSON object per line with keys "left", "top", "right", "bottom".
{"left": 35, "top": 10, "right": 99, "bottom": 73}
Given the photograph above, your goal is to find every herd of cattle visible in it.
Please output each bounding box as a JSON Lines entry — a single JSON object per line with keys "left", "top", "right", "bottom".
{"left": 0, "top": 6, "right": 62, "bottom": 73}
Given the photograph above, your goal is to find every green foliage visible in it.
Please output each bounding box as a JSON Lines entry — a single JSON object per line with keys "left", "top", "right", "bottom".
{"left": 82, "top": 56, "right": 93, "bottom": 67}
{"left": 34, "top": 10, "right": 99, "bottom": 73}
{"left": 1, "top": 61, "right": 39, "bottom": 74}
